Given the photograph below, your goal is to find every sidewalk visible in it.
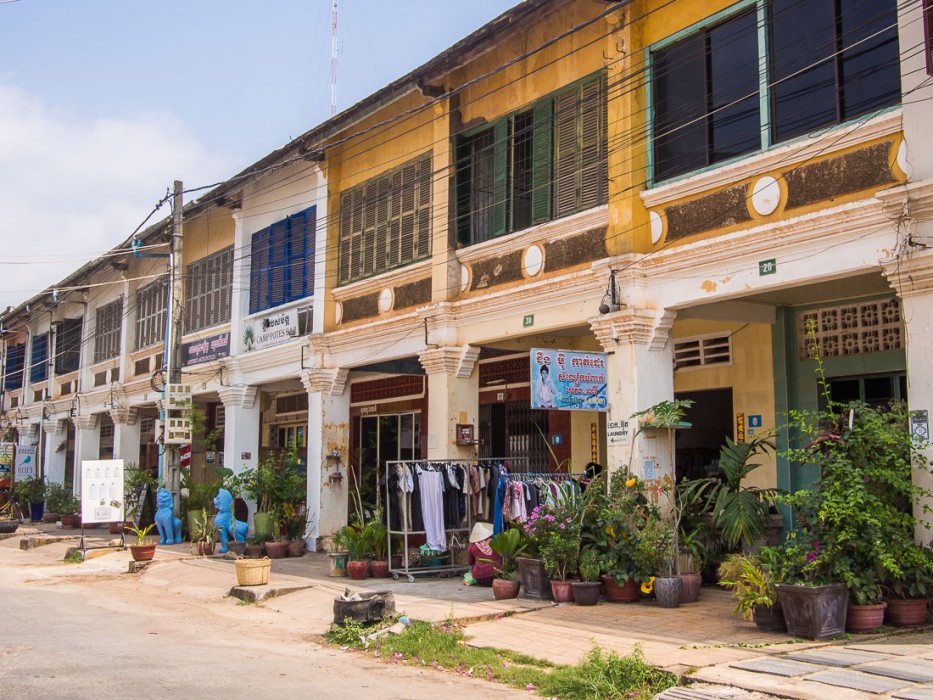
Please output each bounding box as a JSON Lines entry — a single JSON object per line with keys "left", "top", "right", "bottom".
{"left": 10, "top": 524, "right": 933, "bottom": 700}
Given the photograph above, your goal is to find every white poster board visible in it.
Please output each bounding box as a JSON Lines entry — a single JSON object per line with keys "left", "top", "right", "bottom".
{"left": 14, "top": 445, "right": 37, "bottom": 480}
{"left": 80, "top": 459, "right": 125, "bottom": 524}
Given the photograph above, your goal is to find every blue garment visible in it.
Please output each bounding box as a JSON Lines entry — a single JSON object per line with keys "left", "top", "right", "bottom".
{"left": 493, "top": 475, "right": 507, "bottom": 534}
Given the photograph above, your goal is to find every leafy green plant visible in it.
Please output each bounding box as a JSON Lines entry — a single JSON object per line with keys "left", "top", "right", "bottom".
{"left": 14, "top": 476, "right": 46, "bottom": 504}
{"left": 524, "top": 479, "right": 599, "bottom": 581}
{"left": 46, "top": 482, "right": 79, "bottom": 515}
{"left": 191, "top": 509, "right": 218, "bottom": 544}
{"left": 718, "top": 551, "right": 779, "bottom": 619}
{"left": 363, "top": 512, "right": 388, "bottom": 560}
{"left": 488, "top": 527, "right": 526, "bottom": 580}
{"left": 341, "top": 523, "right": 372, "bottom": 561}
{"left": 578, "top": 548, "right": 601, "bottom": 583}
{"left": 124, "top": 522, "right": 156, "bottom": 546}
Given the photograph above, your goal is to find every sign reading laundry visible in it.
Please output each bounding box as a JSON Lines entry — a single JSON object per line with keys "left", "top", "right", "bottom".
{"left": 242, "top": 308, "right": 298, "bottom": 352}
{"left": 182, "top": 332, "right": 231, "bottom": 367}
{"left": 529, "top": 348, "right": 608, "bottom": 412}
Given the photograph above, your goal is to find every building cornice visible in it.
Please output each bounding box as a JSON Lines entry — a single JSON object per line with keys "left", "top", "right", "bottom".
{"left": 217, "top": 385, "right": 258, "bottom": 410}
{"left": 300, "top": 368, "right": 350, "bottom": 396}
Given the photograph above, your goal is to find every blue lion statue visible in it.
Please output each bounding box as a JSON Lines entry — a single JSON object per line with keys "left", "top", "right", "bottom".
{"left": 213, "top": 488, "right": 247, "bottom": 554}
{"left": 154, "top": 488, "right": 182, "bottom": 545}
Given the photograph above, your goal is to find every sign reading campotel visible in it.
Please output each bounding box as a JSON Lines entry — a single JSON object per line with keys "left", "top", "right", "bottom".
{"left": 183, "top": 331, "right": 231, "bottom": 367}
{"left": 242, "top": 308, "right": 298, "bottom": 352}
{"left": 529, "top": 348, "right": 608, "bottom": 412}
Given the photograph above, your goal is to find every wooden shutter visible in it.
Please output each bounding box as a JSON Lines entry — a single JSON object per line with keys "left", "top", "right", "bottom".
{"left": 417, "top": 153, "right": 431, "bottom": 259}
{"left": 219, "top": 247, "right": 232, "bottom": 324}
{"left": 375, "top": 177, "right": 390, "bottom": 274}
{"left": 338, "top": 192, "right": 353, "bottom": 285}
{"left": 288, "top": 210, "right": 310, "bottom": 301}
{"left": 250, "top": 229, "right": 268, "bottom": 313}
{"left": 531, "top": 100, "right": 553, "bottom": 224}
{"left": 579, "top": 74, "right": 607, "bottom": 210}
{"left": 269, "top": 220, "right": 288, "bottom": 307}
{"left": 553, "top": 89, "right": 579, "bottom": 218}
{"left": 491, "top": 119, "right": 509, "bottom": 237}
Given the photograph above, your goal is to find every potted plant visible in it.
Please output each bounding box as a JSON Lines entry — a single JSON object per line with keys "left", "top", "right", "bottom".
{"left": 488, "top": 527, "right": 526, "bottom": 600}
{"left": 327, "top": 526, "right": 350, "bottom": 577}
{"left": 191, "top": 509, "right": 218, "bottom": 556}
{"left": 125, "top": 523, "right": 157, "bottom": 561}
{"left": 56, "top": 488, "right": 80, "bottom": 528}
{"left": 718, "top": 551, "right": 785, "bottom": 632}
{"left": 281, "top": 502, "right": 310, "bottom": 557}
{"left": 241, "top": 446, "right": 306, "bottom": 541}
{"left": 245, "top": 533, "right": 269, "bottom": 559}
{"left": 342, "top": 522, "right": 371, "bottom": 579}
{"left": 14, "top": 476, "right": 47, "bottom": 522}
{"left": 43, "top": 481, "right": 66, "bottom": 523}
{"left": 363, "top": 512, "right": 390, "bottom": 577}
{"left": 677, "top": 526, "right": 706, "bottom": 604}
{"left": 881, "top": 544, "right": 933, "bottom": 627}
{"left": 572, "top": 548, "right": 602, "bottom": 606}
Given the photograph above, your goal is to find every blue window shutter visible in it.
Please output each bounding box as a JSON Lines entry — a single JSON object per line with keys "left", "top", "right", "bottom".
{"left": 268, "top": 220, "right": 288, "bottom": 308}
{"left": 249, "top": 229, "right": 266, "bottom": 314}
{"left": 5, "top": 344, "right": 25, "bottom": 390}
{"left": 30, "top": 333, "right": 48, "bottom": 383}
{"left": 287, "top": 210, "right": 310, "bottom": 301}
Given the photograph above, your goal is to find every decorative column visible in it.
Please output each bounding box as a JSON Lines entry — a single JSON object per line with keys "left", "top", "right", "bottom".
{"left": 110, "top": 407, "right": 140, "bottom": 466}
{"left": 301, "top": 367, "right": 350, "bottom": 549}
{"left": 884, "top": 246, "right": 933, "bottom": 543}
{"left": 218, "top": 385, "right": 260, "bottom": 524}
{"left": 418, "top": 345, "right": 480, "bottom": 460}
{"left": 590, "top": 307, "right": 677, "bottom": 481}
{"left": 42, "top": 419, "right": 67, "bottom": 486}
{"left": 72, "top": 414, "right": 100, "bottom": 494}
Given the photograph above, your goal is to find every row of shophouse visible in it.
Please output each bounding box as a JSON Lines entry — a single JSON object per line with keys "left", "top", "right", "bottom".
{"left": 3, "top": 0, "right": 933, "bottom": 545}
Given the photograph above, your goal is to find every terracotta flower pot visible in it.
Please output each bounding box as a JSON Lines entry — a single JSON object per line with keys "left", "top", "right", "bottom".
{"left": 370, "top": 559, "right": 391, "bottom": 578}
{"left": 571, "top": 581, "right": 602, "bottom": 606}
{"left": 885, "top": 598, "right": 929, "bottom": 627}
{"left": 847, "top": 602, "right": 887, "bottom": 632}
{"left": 60, "top": 514, "right": 79, "bottom": 528}
{"left": 601, "top": 575, "right": 641, "bottom": 603}
{"left": 263, "top": 541, "right": 288, "bottom": 559}
{"left": 347, "top": 559, "right": 370, "bottom": 580}
{"left": 550, "top": 580, "right": 575, "bottom": 603}
{"left": 192, "top": 541, "right": 216, "bottom": 556}
{"left": 679, "top": 572, "right": 702, "bottom": 603}
{"left": 492, "top": 578, "right": 521, "bottom": 600}
{"left": 287, "top": 539, "right": 306, "bottom": 557}
{"left": 129, "top": 543, "right": 157, "bottom": 561}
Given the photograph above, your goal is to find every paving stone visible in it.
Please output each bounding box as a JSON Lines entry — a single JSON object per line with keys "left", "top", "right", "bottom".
{"left": 731, "top": 657, "right": 824, "bottom": 677}
{"left": 892, "top": 686, "right": 933, "bottom": 700}
{"left": 860, "top": 660, "right": 933, "bottom": 684}
{"left": 852, "top": 644, "right": 933, "bottom": 657}
{"left": 805, "top": 669, "right": 911, "bottom": 694}
{"left": 785, "top": 648, "right": 891, "bottom": 666}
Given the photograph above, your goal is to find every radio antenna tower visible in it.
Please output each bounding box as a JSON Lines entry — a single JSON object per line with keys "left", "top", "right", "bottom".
{"left": 331, "top": 0, "right": 338, "bottom": 117}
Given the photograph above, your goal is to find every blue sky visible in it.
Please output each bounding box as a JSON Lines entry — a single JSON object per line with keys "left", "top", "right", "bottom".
{"left": 0, "top": 0, "right": 518, "bottom": 308}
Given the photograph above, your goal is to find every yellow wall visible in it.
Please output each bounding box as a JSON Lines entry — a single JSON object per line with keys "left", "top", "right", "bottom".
{"left": 673, "top": 319, "right": 776, "bottom": 489}
{"left": 182, "top": 207, "right": 235, "bottom": 264}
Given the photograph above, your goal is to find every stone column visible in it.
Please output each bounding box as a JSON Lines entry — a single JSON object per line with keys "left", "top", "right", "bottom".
{"left": 110, "top": 407, "right": 140, "bottom": 466}
{"left": 218, "top": 385, "right": 260, "bottom": 523}
{"left": 590, "top": 307, "right": 677, "bottom": 482}
{"left": 42, "top": 419, "right": 67, "bottom": 486}
{"left": 418, "top": 345, "right": 480, "bottom": 460}
{"left": 884, "top": 246, "right": 933, "bottom": 543}
{"left": 301, "top": 367, "right": 350, "bottom": 548}
{"left": 72, "top": 414, "right": 100, "bottom": 494}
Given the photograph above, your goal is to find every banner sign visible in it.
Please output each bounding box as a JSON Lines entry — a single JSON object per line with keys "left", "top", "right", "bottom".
{"left": 80, "top": 460, "right": 125, "bottom": 524}
{"left": 242, "top": 308, "right": 297, "bottom": 352}
{"left": 14, "top": 445, "right": 37, "bottom": 480}
{"left": 529, "top": 348, "right": 608, "bottom": 412}
{"left": 0, "top": 442, "right": 13, "bottom": 484}
{"left": 183, "top": 331, "right": 230, "bottom": 367}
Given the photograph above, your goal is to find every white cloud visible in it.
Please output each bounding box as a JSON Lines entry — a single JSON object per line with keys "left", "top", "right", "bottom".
{"left": 0, "top": 81, "right": 233, "bottom": 309}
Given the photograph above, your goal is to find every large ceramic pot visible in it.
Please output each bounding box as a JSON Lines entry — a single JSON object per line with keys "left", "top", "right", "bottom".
{"left": 328, "top": 551, "right": 349, "bottom": 577}
{"left": 192, "top": 541, "right": 216, "bottom": 556}
{"left": 601, "top": 575, "right": 641, "bottom": 603}
{"left": 492, "top": 578, "right": 521, "bottom": 600}
{"left": 43, "top": 512, "right": 59, "bottom": 524}
{"left": 571, "top": 582, "right": 602, "bottom": 606}
{"left": 847, "top": 603, "right": 887, "bottom": 633}
{"left": 287, "top": 539, "right": 306, "bottom": 557}
{"left": 516, "top": 557, "right": 552, "bottom": 600}
{"left": 29, "top": 502, "right": 45, "bottom": 522}
{"left": 60, "top": 514, "right": 79, "bottom": 528}
{"left": 0, "top": 520, "right": 20, "bottom": 534}
{"left": 550, "top": 580, "right": 575, "bottom": 603}
{"left": 752, "top": 604, "right": 787, "bottom": 632}
{"left": 776, "top": 583, "right": 847, "bottom": 640}
{"left": 252, "top": 511, "right": 275, "bottom": 540}
{"left": 129, "top": 543, "right": 157, "bottom": 561}
{"left": 263, "top": 540, "right": 288, "bottom": 559}
{"left": 679, "top": 572, "right": 702, "bottom": 603}
{"left": 245, "top": 542, "right": 264, "bottom": 558}
{"left": 885, "top": 598, "right": 929, "bottom": 627}
{"left": 347, "top": 559, "right": 370, "bottom": 580}
{"left": 370, "top": 559, "right": 391, "bottom": 578}
{"left": 654, "top": 576, "right": 683, "bottom": 609}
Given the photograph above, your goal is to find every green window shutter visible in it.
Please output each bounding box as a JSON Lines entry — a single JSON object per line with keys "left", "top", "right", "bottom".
{"left": 553, "top": 89, "right": 579, "bottom": 218}
{"left": 531, "top": 100, "right": 553, "bottom": 225}
{"left": 491, "top": 118, "right": 509, "bottom": 237}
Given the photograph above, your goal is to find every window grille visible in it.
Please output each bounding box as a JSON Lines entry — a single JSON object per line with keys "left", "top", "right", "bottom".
{"left": 94, "top": 299, "right": 123, "bottom": 363}
{"left": 55, "top": 317, "right": 82, "bottom": 375}
{"left": 135, "top": 279, "right": 166, "bottom": 349}
{"left": 798, "top": 299, "right": 903, "bottom": 360}
{"left": 29, "top": 333, "right": 49, "bottom": 383}
{"left": 186, "top": 247, "right": 233, "bottom": 331}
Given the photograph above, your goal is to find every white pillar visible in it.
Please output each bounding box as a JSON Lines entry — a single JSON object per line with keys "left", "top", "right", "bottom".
{"left": 42, "top": 419, "right": 67, "bottom": 485}
{"left": 591, "top": 307, "right": 677, "bottom": 482}
{"left": 110, "top": 408, "right": 140, "bottom": 466}
{"left": 302, "top": 367, "right": 349, "bottom": 548}
{"left": 218, "top": 385, "right": 260, "bottom": 524}
{"left": 72, "top": 414, "right": 100, "bottom": 494}
{"left": 419, "top": 346, "right": 480, "bottom": 460}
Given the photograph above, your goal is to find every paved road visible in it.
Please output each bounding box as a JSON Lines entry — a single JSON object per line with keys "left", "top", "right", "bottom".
{"left": 0, "top": 542, "right": 515, "bottom": 700}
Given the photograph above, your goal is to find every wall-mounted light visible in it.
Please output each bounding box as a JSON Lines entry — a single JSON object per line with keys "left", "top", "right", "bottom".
{"left": 599, "top": 271, "right": 621, "bottom": 315}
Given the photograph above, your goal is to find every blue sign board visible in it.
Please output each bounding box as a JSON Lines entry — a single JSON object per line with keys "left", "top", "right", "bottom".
{"left": 748, "top": 415, "right": 762, "bottom": 428}
{"left": 530, "top": 348, "right": 608, "bottom": 412}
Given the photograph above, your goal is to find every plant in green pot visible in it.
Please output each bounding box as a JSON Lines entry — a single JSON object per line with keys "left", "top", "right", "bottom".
{"left": 881, "top": 545, "right": 933, "bottom": 627}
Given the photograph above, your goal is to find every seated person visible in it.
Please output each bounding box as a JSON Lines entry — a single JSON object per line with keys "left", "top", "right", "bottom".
{"left": 467, "top": 522, "right": 501, "bottom": 587}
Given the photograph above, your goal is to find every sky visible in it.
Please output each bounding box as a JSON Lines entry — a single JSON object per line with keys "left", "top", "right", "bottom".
{"left": 0, "top": 0, "right": 519, "bottom": 310}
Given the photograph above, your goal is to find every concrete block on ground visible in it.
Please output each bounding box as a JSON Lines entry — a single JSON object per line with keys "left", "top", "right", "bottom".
{"left": 731, "top": 658, "right": 824, "bottom": 677}
{"left": 786, "top": 648, "right": 892, "bottom": 667}
{"left": 229, "top": 583, "right": 312, "bottom": 603}
{"left": 805, "top": 669, "right": 911, "bottom": 694}
{"left": 128, "top": 560, "right": 152, "bottom": 573}
{"left": 860, "top": 660, "right": 933, "bottom": 684}
{"left": 850, "top": 644, "right": 932, "bottom": 657}
{"left": 893, "top": 687, "right": 933, "bottom": 700}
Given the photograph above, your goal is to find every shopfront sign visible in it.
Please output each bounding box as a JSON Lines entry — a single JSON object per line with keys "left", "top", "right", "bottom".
{"left": 183, "top": 332, "right": 231, "bottom": 367}
{"left": 0, "top": 443, "right": 12, "bottom": 484}
{"left": 242, "top": 308, "right": 298, "bottom": 352}
{"left": 529, "top": 348, "right": 608, "bottom": 411}
{"left": 80, "top": 459, "right": 125, "bottom": 524}
{"left": 14, "top": 445, "right": 36, "bottom": 480}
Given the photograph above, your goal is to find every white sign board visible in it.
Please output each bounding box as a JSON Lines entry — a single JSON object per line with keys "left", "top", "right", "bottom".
{"left": 910, "top": 410, "right": 930, "bottom": 443}
{"left": 242, "top": 308, "right": 298, "bottom": 352}
{"left": 13, "top": 445, "right": 37, "bottom": 479}
{"left": 80, "top": 459, "right": 125, "bottom": 524}
{"left": 607, "top": 420, "right": 631, "bottom": 446}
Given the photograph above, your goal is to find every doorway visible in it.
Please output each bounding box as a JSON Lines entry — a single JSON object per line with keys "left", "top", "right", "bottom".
{"left": 355, "top": 412, "right": 420, "bottom": 517}
{"left": 674, "top": 388, "right": 734, "bottom": 481}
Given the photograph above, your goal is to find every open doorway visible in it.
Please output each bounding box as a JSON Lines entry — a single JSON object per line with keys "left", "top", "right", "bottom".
{"left": 674, "top": 388, "right": 733, "bottom": 482}
{"left": 354, "top": 412, "right": 420, "bottom": 518}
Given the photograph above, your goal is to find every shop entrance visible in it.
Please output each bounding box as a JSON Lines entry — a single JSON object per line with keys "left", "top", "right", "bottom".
{"left": 674, "top": 388, "right": 734, "bottom": 482}
{"left": 355, "top": 412, "right": 420, "bottom": 515}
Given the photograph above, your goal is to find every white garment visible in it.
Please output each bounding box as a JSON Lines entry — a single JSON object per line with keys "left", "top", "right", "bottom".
{"left": 418, "top": 469, "right": 447, "bottom": 551}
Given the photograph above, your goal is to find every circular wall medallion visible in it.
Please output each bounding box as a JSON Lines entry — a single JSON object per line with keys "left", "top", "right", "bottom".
{"left": 897, "top": 140, "right": 910, "bottom": 177}
{"left": 751, "top": 176, "right": 781, "bottom": 216}
{"left": 334, "top": 302, "right": 342, "bottom": 325}
{"left": 523, "top": 245, "right": 544, "bottom": 277}
{"left": 378, "top": 288, "right": 393, "bottom": 313}
{"left": 460, "top": 264, "right": 470, "bottom": 293}
{"left": 649, "top": 210, "right": 664, "bottom": 244}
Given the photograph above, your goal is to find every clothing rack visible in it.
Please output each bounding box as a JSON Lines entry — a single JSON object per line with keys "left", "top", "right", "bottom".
{"left": 384, "top": 457, "right": 528, "bottom": 582}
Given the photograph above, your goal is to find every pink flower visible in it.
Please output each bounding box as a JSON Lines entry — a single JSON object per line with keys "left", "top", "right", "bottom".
{"left": 527, "top": 684, "right": 535, "bottom": 691}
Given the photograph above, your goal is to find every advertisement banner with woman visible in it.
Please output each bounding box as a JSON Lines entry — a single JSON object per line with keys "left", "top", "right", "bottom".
{"left": 529, "top": 348, "right": 608, "bottom": 411}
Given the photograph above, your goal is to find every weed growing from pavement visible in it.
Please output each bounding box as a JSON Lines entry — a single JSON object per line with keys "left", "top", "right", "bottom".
{"left": 325, "top": 617, "right": 676, "bottom": 699}
{"left": 64, "top": 551, "right": 84, "bottom": 564}
{"left": 235, "top": 599, "right": 258, "bottom": 606}
{"left": 680, "top": 639, "right": 800, "bottom": 650}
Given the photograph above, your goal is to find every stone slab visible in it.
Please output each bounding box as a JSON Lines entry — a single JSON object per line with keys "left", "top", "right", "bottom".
{"left": 851, "top": 645, "right": 933, "bottom": 657}
{"left": 805, "top": 669, "right": 911, "bottom": 694}
{"left": 893, "top": 686, "right": 933, "bottom": 700}
{"left": 786, "top": 648, "right": 892, "bottom": 667}
{"left": 229, "top": 583, "right": 313, "bottom": 603}
{"left": 731, "top": 657, "right": 824, "bottom": 677}
{"left": 860, "top": 660, "right": 933, "bottom": 684}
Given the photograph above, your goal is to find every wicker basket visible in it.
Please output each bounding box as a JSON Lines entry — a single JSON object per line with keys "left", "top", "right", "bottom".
{"left": 235, "top": 556, "right": 271, "bottom": 586}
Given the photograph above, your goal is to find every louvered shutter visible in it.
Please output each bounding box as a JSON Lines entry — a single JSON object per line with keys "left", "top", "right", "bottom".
{"left": 305, "top": 210, "right": 316, "bottom": 295}
{"left": 417, "top": 153, "right": 431, "bottom": 258}
{"left": 219, "top": 248, "right": 232, "bottom": 323}
{"left": 30, "top": 333, "right": 48, "bottom": 383}
{"left": 400, "top": 163, "right": 417, "bottom": 264}
{"left": 579, "top": 74, "right": 607, "bottom": 210}
{"left": 375, "top": 176, "right": 390, "bottom": 273}
{"left": 288, "top": 210, "right": 309, "bottom": 301}
{"left": 269, "top": 220, "right": 288, "bottom": 307}
{"left": 553, "top": 89, "right": 579, "bottom": 218}
{"left": 362, "top": 180, "right": 377, "bottom": 276}
{"left": 531, "top": 100, "right": 553, "bottom": 224}
{"left": 338, "top": 192, "right": 352, "bottom": 285}
{"left": 491, "top": 119, "right": 509, "bottom": 237}
{"left": 250, "top": 229, "right": 267, "bottom": 313}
